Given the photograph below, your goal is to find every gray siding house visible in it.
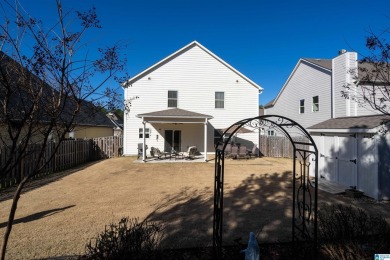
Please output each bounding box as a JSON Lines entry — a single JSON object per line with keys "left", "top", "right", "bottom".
{"left": 265, "top": 50, "right": 390, "bottom": 200}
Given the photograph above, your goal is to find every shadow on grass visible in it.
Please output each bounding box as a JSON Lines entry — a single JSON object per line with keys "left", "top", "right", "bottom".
{"left": 146, "top": 170, "right": 294, "bottom": 250}
{"left": 0, "top": 205, "right": 75, "bottom": 228}
{"left": 0, "top": 161, "right": 101, "bottom": 202}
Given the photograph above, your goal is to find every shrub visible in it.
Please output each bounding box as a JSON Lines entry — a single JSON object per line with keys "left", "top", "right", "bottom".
{"left": 318, "top": 203, "right": 390, "bottom": 259}
{"left": 84, "top": 217, "right": 163, "bottom": 259}
{"left": 318, "top": 203, "right": 389, "bottom": 242}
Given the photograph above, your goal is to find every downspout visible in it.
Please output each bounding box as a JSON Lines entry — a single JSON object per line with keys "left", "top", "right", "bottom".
{"left": 204, "top": 119, "right": 208, "bottom": 162}
{"left": 346, "top": 55, "right": 351, "bottom": 117}
{"left": 142, "top": 118, "right": 146, "bottom": 162}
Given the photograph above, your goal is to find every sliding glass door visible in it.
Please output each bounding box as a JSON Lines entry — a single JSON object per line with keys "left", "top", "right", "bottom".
{"left": 164, "top": 130, "right": 181, "bottom": 152}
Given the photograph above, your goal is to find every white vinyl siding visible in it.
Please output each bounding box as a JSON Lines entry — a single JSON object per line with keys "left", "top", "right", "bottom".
{"left": 265, "top": 60, "right": 331, "bottom": 129}
{"left": 123, "top": 44, "right": 260, "bottom": 155}
{"left": 310, "top": 131, "right": 389, "bottom": 200}
{"left": 215, "top": 92, "right": 224, "bottom": 108}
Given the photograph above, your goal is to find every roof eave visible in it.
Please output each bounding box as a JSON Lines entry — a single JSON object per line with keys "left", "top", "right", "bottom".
{"left": 308, "top": 128, "right": 377, "bottom": 133}
{"left": 302, "top": 58, "right": 332, "bottom": 72}
{"left": 136, "top": 115, "right": 213, "bottom": 119}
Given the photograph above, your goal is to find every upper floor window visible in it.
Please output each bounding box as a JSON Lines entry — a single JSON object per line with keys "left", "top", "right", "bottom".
{"left": 267, "top": 130, "right": 275, "bottom": 136}
{"left": 215, "top": 92, "right": 224, "bottom": 108}
{"left": 312, "top": 96, "right": 319, "bottom": 112}
{"left": 299, "top": 99, "right": 305, "bottom": 114}
{"left": 168, "top": 91, "right": 178, "bottom": 108}
{"left": 139, "top": 128, "right": 150, "bottom": 138}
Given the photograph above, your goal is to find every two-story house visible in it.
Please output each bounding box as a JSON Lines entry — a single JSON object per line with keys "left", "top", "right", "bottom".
{"left": 122, "top": 41, "right": 262, "bottom": 161}
{"left": 265, "top": 50, "right": 390, "bottom": 200}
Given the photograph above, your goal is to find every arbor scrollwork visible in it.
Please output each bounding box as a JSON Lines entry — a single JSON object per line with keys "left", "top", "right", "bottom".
{"left": 213, "top": 115, "right": 318, "bottom": 259}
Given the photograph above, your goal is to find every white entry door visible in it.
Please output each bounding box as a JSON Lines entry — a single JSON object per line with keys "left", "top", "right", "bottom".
{"left": 317, "top": 134, "right": 357, "bottom": 188}
{"left": 322, "top": 136, "right": 337, "bottom": 182}
{"left": 337, "top": 134, "right": 357, "bottom": 187}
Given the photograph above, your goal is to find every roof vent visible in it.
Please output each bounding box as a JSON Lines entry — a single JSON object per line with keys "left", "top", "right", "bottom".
{"left": 338, "top": 49, "right": 347, "bottom": 55}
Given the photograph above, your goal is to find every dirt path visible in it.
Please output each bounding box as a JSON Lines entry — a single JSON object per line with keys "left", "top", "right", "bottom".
{"left": 0, "top": 156, "right": 389, "bottom": 259}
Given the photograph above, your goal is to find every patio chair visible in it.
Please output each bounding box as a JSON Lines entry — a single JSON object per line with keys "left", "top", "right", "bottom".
{"left": 224, "top": 143, "right": 232, "bottom": 158}
{"left": 137, "top": 143, "right": 148, "bottom": 159}
{"left": 230, "top": 145, "right": 238, "bottom": 159}
{"left": 238, "top": 145, "right": 249, "bottom": 159}
{"left": 182, "top": 146, "right": 197, "bottom": 160}
{"left": 247, "top": 145, "right": 258, "bottom": 159}
{"left": 150, "top": 147, "right": 156, "bottom": 158}
{"left": 155, "top": 148, "right": 169, "bottom": 159}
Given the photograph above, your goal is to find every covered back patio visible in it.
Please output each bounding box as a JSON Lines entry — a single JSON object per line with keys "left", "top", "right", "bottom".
{"left": 136, "top": 108, "right": 213, "bottom": 162}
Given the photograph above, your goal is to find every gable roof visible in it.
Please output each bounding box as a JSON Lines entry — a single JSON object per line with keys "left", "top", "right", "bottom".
{"left": 264, "top": 98, "right": 275, "bottom": 109}
{"left": 123, "top": 41, "right": 262, "bottom": 91}
{"left": 308, "top": 114, "right": 390, "bottom": 131}
{"left": 73, "top": 102, "right": 116, "bottom": 127}
{"left": 303, "top": 58, "right": 332, "bottom": 70}
{"left": 265, "top": 58, "right": 332, "bottom": 108}
{"left": 106, "top": 112, "right": 123, "bottom": 129}
{"left": 356, "top": 61, "right": 390, "bottom": 83}
{"left": 137, "top": 108, "right": 213, "bottom": 119}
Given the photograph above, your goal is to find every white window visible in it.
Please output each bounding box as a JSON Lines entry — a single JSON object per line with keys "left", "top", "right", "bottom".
{"left": 267, "top": 130, "right": 275, "bottom": 136}
{"left": 312, "top": 96, "right": 319, "bottom": 112}
{"left": 168, "top": 91, "right": 178, "bottom": 108}
{"left": 299, "top": 99, "right": 305, "bottom": 114}
{"left": 139, "top": 128, "right": 150, "bottom": 138}
{"left": 215, "top": 92, "right": 224, "bottom": 108}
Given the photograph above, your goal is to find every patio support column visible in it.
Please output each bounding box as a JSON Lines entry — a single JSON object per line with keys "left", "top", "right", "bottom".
{"left": 142, "top": 118, "right": 146, "bottom": 162}
{"left": 204, "top": 119, "right": 208, "bottom": 162}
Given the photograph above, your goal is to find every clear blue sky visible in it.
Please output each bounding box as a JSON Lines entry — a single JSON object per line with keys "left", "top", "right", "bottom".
{"left": 13, "top": 0, "right": 390, "bottom": 105}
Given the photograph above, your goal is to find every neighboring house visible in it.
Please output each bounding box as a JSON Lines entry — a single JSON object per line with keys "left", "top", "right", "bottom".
{"left": 123, "top": 41, "right": 262, "bottom": 160}
{"left": 106, "top": 112, "right": 123, "bottom": 137}
{"left": 0, "top": 51, "right": 118, "bottom": 143}
{"left": 264, "top": 58, "right": 333, "bottom": 129}
{"left": 265, "top": 50, "right": 390, "bottom": 200}
{"left": 68, "top": 105, "right": 120, "bottom": 139}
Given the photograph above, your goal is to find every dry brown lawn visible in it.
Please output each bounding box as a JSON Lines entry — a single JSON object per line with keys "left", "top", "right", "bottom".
{"left": 0, "top": 156, "right": 389, "bottom": 259}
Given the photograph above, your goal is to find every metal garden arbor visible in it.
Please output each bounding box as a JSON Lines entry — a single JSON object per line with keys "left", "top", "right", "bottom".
{"left": 213, "top": 115, "right": 318, "bottom": 259}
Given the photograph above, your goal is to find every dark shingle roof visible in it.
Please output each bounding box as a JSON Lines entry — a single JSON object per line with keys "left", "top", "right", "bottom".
{"left": 264, "top": 99, "right": 275, "bottom": 108}
{"left": 106, "top": 112, "right": 123, "bottom": 129}
{"left": 137, "top": 108, "right": 213, "bottom": 118}
{"left": 0, "top": 51, "right": 115, "bottom": 128}
{"left": 308, "top": 115, "right": 390, "bottom": 129}
{"left": 73, "top": 102, "right": 115, "bottom": 127}
{"left": 303, "top": 58, "right": 332, "bottom": 70}
{"left": 357, "top": 62, "right": 389, "bottom": 82}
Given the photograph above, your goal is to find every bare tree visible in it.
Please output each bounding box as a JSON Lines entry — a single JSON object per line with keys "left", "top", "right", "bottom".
{"left": 343, "top": 27, "right": 390, "bottom": 115}
{"left": 0, "top": 1, "right": 126, "bottom": 258}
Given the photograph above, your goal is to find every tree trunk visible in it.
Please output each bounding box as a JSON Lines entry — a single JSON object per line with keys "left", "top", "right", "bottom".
{"left": 1, "top": 176, "right": 29, "bottom": 260}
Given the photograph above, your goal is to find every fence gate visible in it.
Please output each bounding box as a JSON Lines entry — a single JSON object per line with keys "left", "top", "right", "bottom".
{"left": 213, "top": 115, "right": 318, "bottom": 259}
